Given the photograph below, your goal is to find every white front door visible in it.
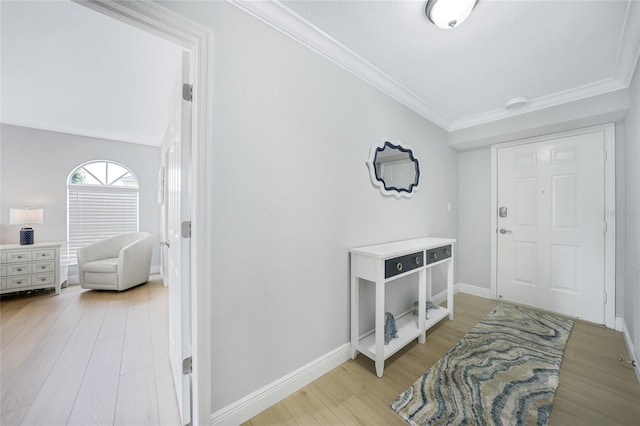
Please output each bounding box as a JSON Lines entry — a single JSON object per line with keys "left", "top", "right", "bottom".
{"left": 167, "top": 51, "right": 193, "bottom": 426}
{"left": 496, "top": 131, "right": 605, "bottom": 324}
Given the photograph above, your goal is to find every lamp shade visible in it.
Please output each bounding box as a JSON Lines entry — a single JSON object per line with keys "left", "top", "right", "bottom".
{"left": 426, "top": 0, "right": 478, "bottom": 29}
{"left": 9, "top": 208, "right": 44, "bottom": 225}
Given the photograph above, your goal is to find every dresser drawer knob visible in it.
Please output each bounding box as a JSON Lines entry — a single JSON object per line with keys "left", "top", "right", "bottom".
{"left": 40, "top": 266, "right": 46, "bottom": 269}
{"left": 40, "top": 278, "right": 46, "bottom": 282}
{"left": 396, "top": 262, "right": 403, "bottom": 272}
{"left": 415, "top": 257, "right": 421, "bottom": 265}
{"left": 16, "top": 256, "right": 23, "bottom": 259}
{"left": 434, "top": 252, "right": 438, "bottom": 260}
{"left": 16, "top": 281, "right": 23, "bottom": 284}
{"left": 16, "top": 268, "right": 22, "bottom": 272}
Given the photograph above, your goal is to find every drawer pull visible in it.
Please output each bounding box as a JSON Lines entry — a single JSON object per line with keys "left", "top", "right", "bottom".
{"left": 415, "top": 257, "right": 421, "bottom": 265}
{"left": 16, "top": 268, "right": 22, "bottom": 272}
{"left": 40, "top": 266, "right": 46, "bottom": 269}
{"left": 16, "top": 280, "right": 23, "bottom": 284}
{"left": 396, "top": 262, "right": 403, "bottom": 272}
{"left": 16, "top": 256, "right": 23, "bottom": 259}
{"left": 40, "top": 278, "right": 47, "bottom": 282}
{"left": 433, "top": 252, "right": 438, "bottom": 260}
{"left": 40, "top": 254, "right": 46, "bottom": 257}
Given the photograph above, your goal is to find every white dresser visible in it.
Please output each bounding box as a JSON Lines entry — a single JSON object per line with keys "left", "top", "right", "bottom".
{"left": 0, "top": 242, "right": 67, "bottom": 295}
{"left": 350, "top": 237, "right": 455, "bottom": 377}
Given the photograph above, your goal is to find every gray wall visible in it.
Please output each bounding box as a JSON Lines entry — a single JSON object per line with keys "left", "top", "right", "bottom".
{"left": 624, "top": 57, "right": 640, "bottom": 364}
{"left": 162, "top": 1, "right": 457, "bottom": 411}
{"left": 0, "top": 124, "right": 161, "bottom": 267}
{"left": 457, "top": 147, "right": 491, "bottom": 288}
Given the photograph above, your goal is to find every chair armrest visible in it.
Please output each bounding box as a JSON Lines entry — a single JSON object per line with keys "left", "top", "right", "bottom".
{"left": 117, "top": 234, "right": 153, "bottom": 288}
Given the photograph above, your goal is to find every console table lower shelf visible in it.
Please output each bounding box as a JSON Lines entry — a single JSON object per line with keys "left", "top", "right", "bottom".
{"left": 350, "top": 237, "right": 455, "bottom": 377}
{"left": 355, "top": 306, "right": 450, "bottom": 362}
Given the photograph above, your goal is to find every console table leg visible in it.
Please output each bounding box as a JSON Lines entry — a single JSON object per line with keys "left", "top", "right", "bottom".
{"left": 418, "top": 268, "right": 426, "bottom": 344}
{"left": 350, "top": 273, "right": 358, "bottom": 359}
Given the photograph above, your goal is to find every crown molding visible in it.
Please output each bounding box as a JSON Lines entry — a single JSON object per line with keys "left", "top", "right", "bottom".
{"left": 227, "top": 0, "right": 450, "bottom": 130}
{"left": 448, "top": 78, "right": 626, "bottom": 132}
{"left": 228, "top": 0, "right": 640, "bottom": 133}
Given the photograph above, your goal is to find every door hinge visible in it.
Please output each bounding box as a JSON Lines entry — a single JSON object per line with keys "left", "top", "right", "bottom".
{"left": 603, "top": 292, "right": 607, "bottom": 304}
{"left": 181, "top": 221, "right": 192, "bottom": 238}
{"left": 604, "top": 149, "right": 608, "bottom": 162}
{"left": 604, "top": 221, "right": 608, "bottom": 233}
{"left": 182, "top": 84, "right": 193, "bottom": 102}
{"left": 183, "top": 356, "right": 193, "bottom": 375}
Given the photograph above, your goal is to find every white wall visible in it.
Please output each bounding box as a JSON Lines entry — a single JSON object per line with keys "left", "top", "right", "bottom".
{"left": 458, "top": 148, "right": 491, "bottom": 288}
{"left": 624, "top": 56, "right": 640, "bottom": 367}
{"left": 162, "top": 1, "right": 457, "bottom": 411}
{"left": 0, "top": 124, "right": 161, "bottom": 268}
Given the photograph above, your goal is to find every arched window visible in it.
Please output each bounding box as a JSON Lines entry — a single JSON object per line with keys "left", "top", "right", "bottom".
{"left": 67, "top": 160, "right": 139, "bottom": 264}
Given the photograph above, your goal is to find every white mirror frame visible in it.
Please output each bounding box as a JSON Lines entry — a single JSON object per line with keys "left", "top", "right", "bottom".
{"left": 366, "top": 138, "right": 420, "bottom": 199}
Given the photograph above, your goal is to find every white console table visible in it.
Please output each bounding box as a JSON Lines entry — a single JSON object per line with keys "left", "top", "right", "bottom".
{"left": 350, "top": 237, "right": 455, "bottom": 377}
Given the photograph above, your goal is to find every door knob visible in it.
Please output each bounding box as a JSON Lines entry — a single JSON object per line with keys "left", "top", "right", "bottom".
{"left": 160, "top": 241, "right": 171, "bottom": 248}
{"left": 499, "top": 229, "right": 513, "bottom": 234}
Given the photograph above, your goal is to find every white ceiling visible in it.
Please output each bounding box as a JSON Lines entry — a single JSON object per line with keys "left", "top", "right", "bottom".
{"left": 1, "top": 0, "right": 183, "bottom": 146}
{"left": 242, "top": 0, "right": 640, "bottom": 131}
{"left": 2, "top": 1, "right": 639, "bottom": 144}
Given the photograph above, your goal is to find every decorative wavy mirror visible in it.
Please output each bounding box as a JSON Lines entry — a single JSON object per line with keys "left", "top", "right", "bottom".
{"left": 366, "top": 139, "right": 420, "bottom": 198}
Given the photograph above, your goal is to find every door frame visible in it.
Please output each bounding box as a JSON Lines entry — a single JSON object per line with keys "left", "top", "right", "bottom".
{"left": 75, "top": 1, "right": 213, "bottom": 424}
{"left": 490, "top": 123, "right": 616, "bottom": 328}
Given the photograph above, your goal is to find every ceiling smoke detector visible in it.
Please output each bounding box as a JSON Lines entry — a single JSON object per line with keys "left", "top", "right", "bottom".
{"left": 504, "top": 97, "right": 529, "bottom": 110}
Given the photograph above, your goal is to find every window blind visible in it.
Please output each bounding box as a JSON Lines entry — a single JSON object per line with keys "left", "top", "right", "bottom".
{"left": 67, "top": 186, "right": 139, "bottom": 265}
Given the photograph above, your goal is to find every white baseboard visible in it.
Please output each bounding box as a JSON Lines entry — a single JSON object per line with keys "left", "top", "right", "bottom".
{"left": 457, "top": 283, "right": 492, "bottom": 299}
{"left": 619, "top": 317, "right": 640, "bottom": 383}
{"left": 210, "top": 343, "right": 350, "bottom": 425}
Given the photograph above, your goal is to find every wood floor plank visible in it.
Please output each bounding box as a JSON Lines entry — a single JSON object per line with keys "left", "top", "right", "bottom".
{"left": 1, "top": 277, "right": 179, "bottom": 426}
{"left": 113, "top": 365, "right": 159, "bottom": 426}
{"left": 1, "top": 324, "right": 75, "bottom": 413}
{"left": 52, "top": 292, "right": 111, "bottom": 371}
{"left": 1, "top": 405, "right": 30, "bottom": 425}
{"left": 21, "top": 363, "right": 87, "bottom": 425}
{"left": 246, "top": 294, "right": 640, "bottom": 426}
{"left": 67, "top": 335, "right": 124, "bottom": 426}
{"left": 120, "top": 285, "right": 154, "bottom": 375}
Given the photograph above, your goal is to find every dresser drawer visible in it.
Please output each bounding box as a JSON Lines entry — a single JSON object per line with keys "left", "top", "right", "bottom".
{"left": 33, "top": 249, "right": 55, "bottom": 261}
{"left": 6, "top": 275, "right": 31, "bottom": 289}
{"left": 7, "top": 264, "right": 31, "bottom": 276}
{"left": 385, "top": 251, "right": 424, "bottom": 279}
{"left": 7, "top": 251, "right": 32, "bottom": 263}
{"left": 33, "top": 261, "right": 55, "bottom": 273}
{"left": 32, "top": 273, "right": 54, "bottom": 286}
{"left": 426, "top": 245, "right": 452, "bottom": 265}
{"left": 0, "top": 252, "right": 6, "bottom": 263}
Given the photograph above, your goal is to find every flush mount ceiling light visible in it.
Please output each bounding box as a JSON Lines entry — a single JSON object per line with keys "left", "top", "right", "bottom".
{"left": 425, "top": 0, "right": 478, "bottom": 29}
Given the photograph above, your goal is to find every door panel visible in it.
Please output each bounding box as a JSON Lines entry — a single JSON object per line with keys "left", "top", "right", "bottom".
{"left": 168, "top": 50, "right": 192, "bottom": 426}
{"left": 497, "top": 132, "right": 605, "bottom": 324}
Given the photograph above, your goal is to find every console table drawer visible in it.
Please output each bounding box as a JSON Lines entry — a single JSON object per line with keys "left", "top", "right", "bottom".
{"left": 385, "top": 251, "right": 424, "bottom": 279}
{"left": 8, "top": 251, "right": 32, "bottom": 263}
{"left": 426, "top": 245, "right": 452, "bottom": 265}
{"left": 7, "top": 264, "right": 32, "bottom": 276}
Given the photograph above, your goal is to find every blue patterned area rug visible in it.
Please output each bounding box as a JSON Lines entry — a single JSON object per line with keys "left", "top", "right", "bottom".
{"left": 391, "top": 303, "right": 573, "bottom": 426}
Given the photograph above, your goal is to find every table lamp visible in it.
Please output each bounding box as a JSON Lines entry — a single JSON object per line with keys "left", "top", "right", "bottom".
{"left": 9, "top": 206, "right": 44, "bottom": 245}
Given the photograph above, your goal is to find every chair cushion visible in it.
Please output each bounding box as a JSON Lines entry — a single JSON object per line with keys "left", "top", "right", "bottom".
{"left": 82, "top": 257, "right": 118, "bottom": 273}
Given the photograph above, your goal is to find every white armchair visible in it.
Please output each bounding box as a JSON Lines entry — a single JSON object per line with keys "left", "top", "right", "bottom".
{"left": 77, "top": 232, "right": 153, "bottom": 291}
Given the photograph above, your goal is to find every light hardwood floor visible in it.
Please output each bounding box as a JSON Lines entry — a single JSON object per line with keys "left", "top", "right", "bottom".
{"left": 0, "top": 275, "right": 180, "bottom": 426}
{"left": 246, "top": 294, "right": 640, "bottom": 425}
